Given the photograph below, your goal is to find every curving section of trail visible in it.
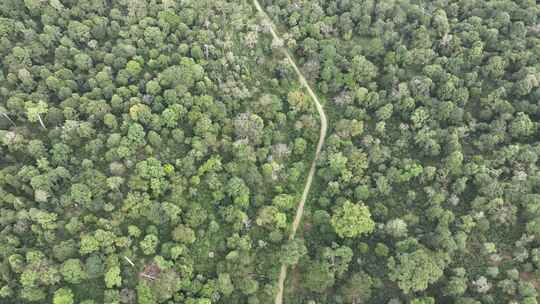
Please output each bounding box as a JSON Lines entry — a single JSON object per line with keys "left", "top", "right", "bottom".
{"left": 252, "top": 1, "right": 328, "bottom": 303}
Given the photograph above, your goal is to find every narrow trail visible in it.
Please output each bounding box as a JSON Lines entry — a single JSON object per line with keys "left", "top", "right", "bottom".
{"left": 252, "top": 1, "right": 329, "bottom": 303}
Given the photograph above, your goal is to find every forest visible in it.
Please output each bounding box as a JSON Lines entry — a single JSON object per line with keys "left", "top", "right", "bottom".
{"left": 0, "top": 0, "right": 539, "bottom": 303}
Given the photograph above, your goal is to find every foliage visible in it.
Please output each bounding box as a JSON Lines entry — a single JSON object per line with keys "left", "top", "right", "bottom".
{"left": 388, "top": 249, "right": 446, "bottom": 294}
{"left": 331, "top": 201, "right": 375, "bottom": 238}
{"left": 1, "top": 0, "right": 539, "bottom": 303}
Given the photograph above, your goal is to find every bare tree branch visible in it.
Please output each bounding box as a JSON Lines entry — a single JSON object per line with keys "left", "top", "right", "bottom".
{"left": 37, "top": 114, "right": 47, "bottom": 129}
{"left": 1, "top": 113, "right": 16, "bottom": 127}
{"left": 124, "top": 256, "right": 135, "bottom": 267}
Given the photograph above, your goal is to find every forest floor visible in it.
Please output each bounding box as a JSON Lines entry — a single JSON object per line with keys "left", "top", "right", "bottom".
{"left": 251, "top": 0, "right": 329, "bottom": 303}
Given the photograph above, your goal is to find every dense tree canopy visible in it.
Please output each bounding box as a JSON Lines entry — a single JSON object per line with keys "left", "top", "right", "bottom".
{"left": 331, "top": 200, "right": 375, "bottom": 238}
{"left": 1, "top": 0, "right": 540, "bottom": 303}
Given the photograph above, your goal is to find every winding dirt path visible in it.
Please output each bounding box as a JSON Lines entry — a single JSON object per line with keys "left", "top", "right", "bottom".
{"left": 252, "top": 1, "right": 328, "bottom": 303}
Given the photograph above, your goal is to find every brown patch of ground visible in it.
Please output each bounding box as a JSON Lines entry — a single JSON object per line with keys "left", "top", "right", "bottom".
{"left": 139, "top": 263, "right": 160, "bottom": 281}
{"left": 303, "top": 220, "right": 313, "bottom": 233}
{"left": 290, "top": 265, "right": 301, "bottom": 293}
{"left": 520, "top": 271, "right": 540, "bottom": 290}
